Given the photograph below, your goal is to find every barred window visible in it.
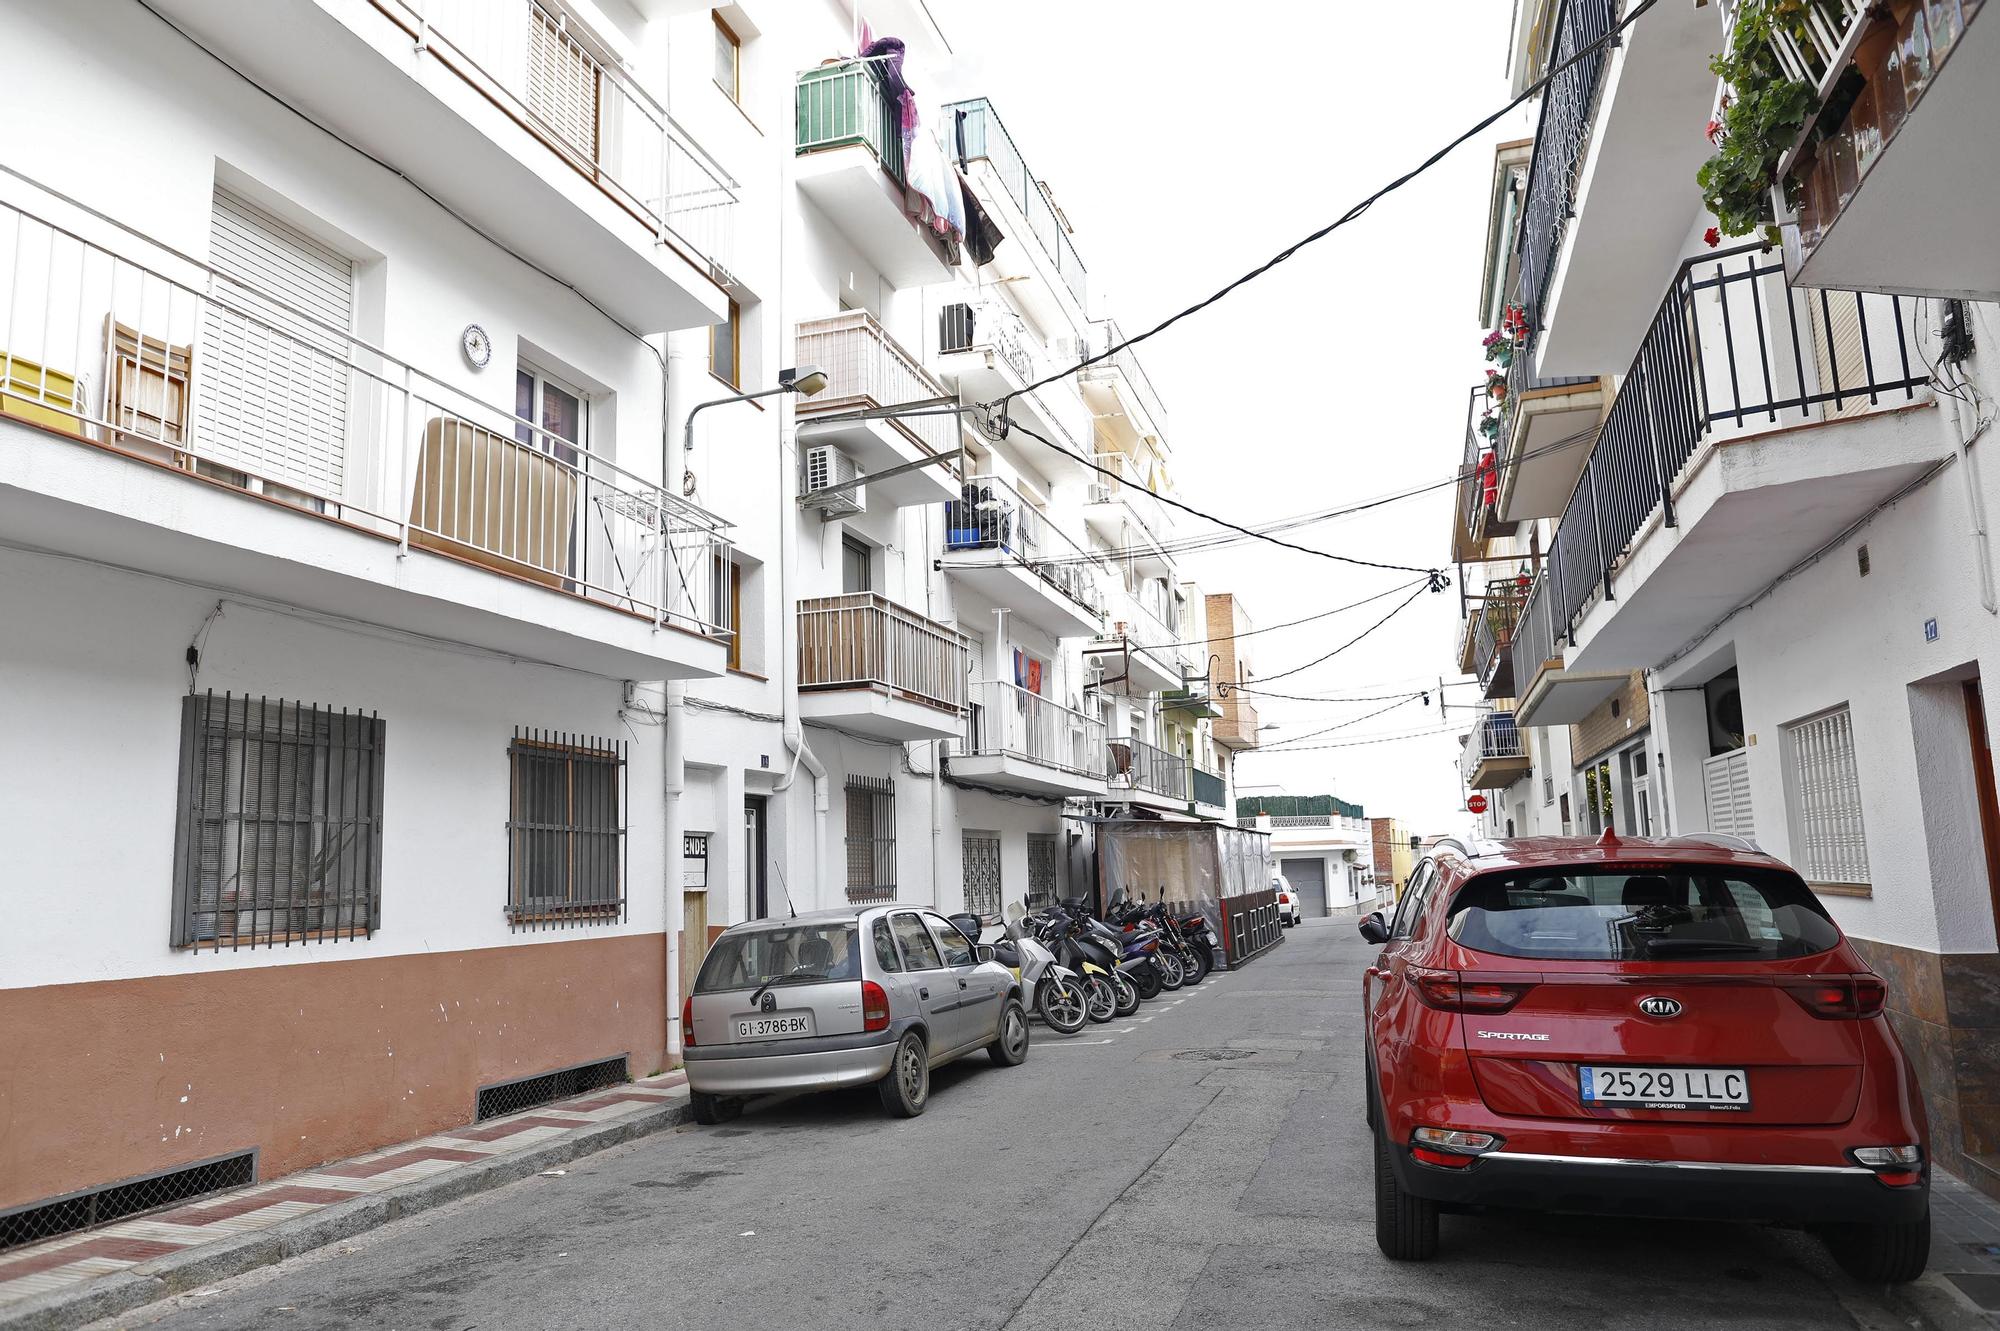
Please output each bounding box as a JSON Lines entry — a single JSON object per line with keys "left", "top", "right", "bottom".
{"left": 171, "top": 693, "right": 384, "bottom": 950}
{"left": 845, "top": 776, "right": 896, "bottom": 902}
{"left": 1027, "top": 832, "right": 1060, "bottom": 909}
{"left": 962, "top": 832, "right": 1001, "bottom": 919}
{"left": 508, "top": 730, "right": 627, "bottom": 928}
{"left": 1781, "top": 706, "right": 1870, "bottom": 887}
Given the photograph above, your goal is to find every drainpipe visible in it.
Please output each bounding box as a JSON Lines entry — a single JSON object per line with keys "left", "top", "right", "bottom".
{"left": 774, "top": 379, "right": 828, "bottom": 909}
{"left": 1945, "top": 382, "right": 1998, "bottom": 615}
{"left": 662, "top": 679, "right": 686, "bottom": 1056}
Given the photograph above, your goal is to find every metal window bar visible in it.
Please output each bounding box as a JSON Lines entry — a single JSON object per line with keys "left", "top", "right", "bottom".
{"left": 1515, "top": 0, "right": 1617, "bottom": 323}
{"left": 845, "top": 775, "right": 896, "bottom": 902}
{"left": 507, "top": 729, "right": 627, "bottom": 928}
{"left": 1784, "top": 707, "right": 1869, "bottom": 884}
{"left": 962, "top": 833, "right": 1002, "bottom": 919}
{"left": 944, "top": 473, "right": 1105, "bottom": 618}
{"left": 170, "top": 693, "right": 384, "bottom": 951}
{"left": 1107, "top": 735, "right": 1191, "bottom": 801}
{"left": 0, "top": 190, "right": 732, "bottom": 635}
{"left": 475, "top": 1054, "right": 628, "bottom": 1121}
{"left": 961, "top": 680, "right": 1108, "bottom": 778}
{"left": 943, "top": 98, "right": 1088, "bottom": 309}
{"left": 1545, "top": 243, "right": 1929, "bottom": 636}
{"left": 792, "top": 309, "right": 960, "bottom": 461}
{"left": 797, "top": 593, "right": 969, "bottom": 713}
{"left": 0, "top": 1150, "right": 258, "bottom": 1253}
{"left": 1026, "top": 832, "right": 1060, "bottom": 910}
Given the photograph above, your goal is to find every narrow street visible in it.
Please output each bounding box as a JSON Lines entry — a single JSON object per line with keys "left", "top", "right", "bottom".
{"left": 108, "top": 920, "right": 1914, "bottom": 1331}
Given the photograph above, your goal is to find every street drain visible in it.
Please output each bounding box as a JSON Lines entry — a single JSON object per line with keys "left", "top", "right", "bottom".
{"left": 1172, "top": 1048, "right": 1256, "bottom": 1062}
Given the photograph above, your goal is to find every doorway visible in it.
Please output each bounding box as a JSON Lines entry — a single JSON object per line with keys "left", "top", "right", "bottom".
{"left": 744, "top": 795, "right": 769, "bottom": 919}
{"left": 1965, "top": 680, "right": 2000, "bottom": 939}
{"left": 841, "top": 536, "right": 872, "bottom": 594}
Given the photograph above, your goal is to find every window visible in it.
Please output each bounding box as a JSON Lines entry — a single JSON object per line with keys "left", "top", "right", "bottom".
{"left": 1388, "top": 861, "right": 1435, "bottom": 939}
{"left": 845, "top": 775, "right": 896, "bottom": 901}
{"left": 1783, "top": 706, "right": 1871, "bottom": 886}
{"left": 890, "top": 911, "right": 942, "bottom": 970}
{"left": 871, "top": 918, "right": 904, "bottom": 972}
{"left": 515, "top": 364, "right": 586, "bottom": 463}
{"left": 694, "top": 922, "right": 860, "bottom": 992}
{"left": 712, "top": 554, "right": 744, "bottom": 669}
{"left": 508, "top": 729, "right": 626, "bottom": 925}
{"left": 526, "top": 4, "right": 600, "bottom": 161}
{"left": 710, "top": 299, "right": 740, "bottom": 388}
{"left": 841, "top": 535, "right": 872, "bottom": 594}
{"left": 926, "top": 913, "right": 975, "bottom": 967}
{"left": 713, "top": 11, "right": 741, "bottom": 102}
{"left": 963, "top": 832, "right": 1001, "bottom": 919}
{"left": 1445, "top": 867, "right": 1841, "bottom": 962}
{"left": 1027, "top": 833, "right": 1060, "bottom": 908}
{"left": 171, "top": 693, "right": 384, "bottom": 950}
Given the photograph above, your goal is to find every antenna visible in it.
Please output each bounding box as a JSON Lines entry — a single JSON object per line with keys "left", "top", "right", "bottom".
{"left": 771, "top": 858, "right": 798, "bottom": 919}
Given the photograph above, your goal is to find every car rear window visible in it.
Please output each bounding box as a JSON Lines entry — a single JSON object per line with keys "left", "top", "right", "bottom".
{"left": 1445, "top": 866, "right": 1842, "bottom": 961}
{"left": 694, "top": 922, "right": 861, "bottom": 993}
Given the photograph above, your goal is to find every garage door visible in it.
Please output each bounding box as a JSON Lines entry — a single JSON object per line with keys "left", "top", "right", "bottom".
{"left": 1280, "top": 858, "right": 1327, "bottom": 918}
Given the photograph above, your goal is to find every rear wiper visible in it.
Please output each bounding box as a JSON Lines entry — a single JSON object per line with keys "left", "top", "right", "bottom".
{"left": 1640, "top": 938, "right": 1763, "bottom": 955}
{"left": 747, "top": 967, "right": 830, "bottom": 1007}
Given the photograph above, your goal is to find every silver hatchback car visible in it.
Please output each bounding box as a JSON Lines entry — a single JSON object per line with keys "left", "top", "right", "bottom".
{"left": 680, "top": 904, "right": 1029, "bottom": 1122}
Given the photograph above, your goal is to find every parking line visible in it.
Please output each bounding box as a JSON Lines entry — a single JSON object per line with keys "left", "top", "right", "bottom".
{"left": 1033, "top": 1038, "right": 1118, "bottom": 1047}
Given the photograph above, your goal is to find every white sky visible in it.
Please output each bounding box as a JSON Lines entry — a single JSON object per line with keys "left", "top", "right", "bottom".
{"left": 931, "top": 0, "right": 1535, "bottom": 834}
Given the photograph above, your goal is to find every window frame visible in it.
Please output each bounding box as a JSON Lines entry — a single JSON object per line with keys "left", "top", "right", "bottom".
{"left": 515, "top": 361, "right": 589, "bottom": 464}
{"left": 712, "top": 553, "right": 744, "bottom": 669}
{"left": 712, "top": 10, "right": 742, "bottom": 103}
{"left": 890, "top": 910, "right": 944, "bottom": 970}
{"left": 844, "top": 775, "right": 896, "bottom": 902}
{"left": 925, "top": 912, "right": 976, "bottom": 967}
{"left": 507, "top": 728, "right": 628, "bottom": 927}
{"left": 1388, "top": 860, "right": 1436, "bottom": 940}
{"left": 709, "top": 299, "right": 741, "bottom": 388}
{"left": 1781, "top": 704, "right": 1872, "bottom": 889}
{"left": 871, "top": 917, "right": 905, "bottom": 973}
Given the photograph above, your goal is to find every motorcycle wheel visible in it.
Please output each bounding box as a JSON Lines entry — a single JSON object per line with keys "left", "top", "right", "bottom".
{"left": 1182, "top": 945, "right": 1211, "bottom": 986}
{"left": 1112, "top": 971, "right": 1140, "bottom": 1017}
{"left": 1083, "top": 973, "right": 1117, "bottom": 1023}
{"left": 1133, "top": 966, "right": 1162, "bottom": 1001}
{"left": 1036, "top": 977, "right": 1089, "bottom": 1034}
{"left": 1156, "top": 947, "right": 1186, "bottom": 990}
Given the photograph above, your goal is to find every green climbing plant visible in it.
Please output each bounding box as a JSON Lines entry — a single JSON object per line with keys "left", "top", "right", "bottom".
{"left": 1695, "top": 0, "right": 1817, "bottom": 245}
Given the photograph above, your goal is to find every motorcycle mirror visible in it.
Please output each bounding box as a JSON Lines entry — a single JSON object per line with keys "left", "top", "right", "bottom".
{"left": 947, "top": 912, "right": 981, "bottom": 944}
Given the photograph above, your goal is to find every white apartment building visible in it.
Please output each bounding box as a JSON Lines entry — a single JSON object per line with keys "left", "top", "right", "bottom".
{"left": 0, "top": 0, "right": 1241, "bottom": 1227}
{"left": 1455, "top": 0, "right": 2000, "bottom": 1191}
{"left": 1246, "top": 811, "right": 1378, "bottom": 918}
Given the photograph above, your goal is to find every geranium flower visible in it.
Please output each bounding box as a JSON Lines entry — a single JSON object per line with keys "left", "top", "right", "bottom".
{"left": 1703, "top": 225, "right": 1721, "bottom": 248}
{"left": 1706, "top": 118, "right": 1725, "bottom": 144}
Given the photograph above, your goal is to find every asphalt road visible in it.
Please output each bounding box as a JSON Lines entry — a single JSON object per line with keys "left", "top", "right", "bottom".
{"left": 107, "top": 917, "right": 1921, "bottom": 1331}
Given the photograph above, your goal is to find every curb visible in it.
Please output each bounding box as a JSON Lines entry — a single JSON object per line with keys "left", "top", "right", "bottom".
{"left": 0, "top": 1092, "right": 692, "bottom": 1331}
{"left": 1890, "top": 1275, "right": 2000, "bottom": 1331}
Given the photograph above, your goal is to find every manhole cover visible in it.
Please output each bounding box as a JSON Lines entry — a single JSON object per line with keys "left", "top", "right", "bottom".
{"left": 1172, "top": 1048, "right": 1256, "bottom": 1062}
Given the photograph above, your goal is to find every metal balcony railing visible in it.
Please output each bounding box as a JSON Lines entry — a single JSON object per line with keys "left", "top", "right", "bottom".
{"left": 1510, "top": 571, "right": 1560, "bottom": 700}
{"left": 1515, "top": 0, "right": 1617, "bottom": 323}
{"left": 794, "top": 310, "right": 959, "bottom": 460}
{"left": 1192, "top": 766, "right": 1227, "bottom": 809}
{"left": 382, "top": 0, "right": 737, "bottom": 269}
{"left": 1460, "top": 712, "right": 1526, "bottom": 786}
{"left": 1108, "top": 735, "right": 1190, "bottom": 801}
{"left": 797, "top": 594, "right": 967, "bottom": 713}
{"left": 1473, "top": 591, "right": 1524, "bottom": 692}
{"left": 936, "top": 300, "right": 1090, "bottom": 451}
{"left": 962, "top": 681, "right": 1107, "bottom": 778}
{"left": 1547, "top": 242, "right": 1928, "bottom": 636}
{"left": 1716, "top": 0, "right": 1868, "bottom": 104}
{"left": 1081, "top": 320, "right": 1169, "bottom": 441}
{"left": 0, "top": 192, "right": 729, "bottom": 634}
{"left": 796, "top": 60, "right": 906, "bottom": 185}
{"left": 1462, "top": 385, "right": 1496, "bottom": 545}
{"left": 943, "top": 99, "right": 1087, "bottom": 309}
{"left": 944, "top": 474, "right": 1105, "bottom": 619}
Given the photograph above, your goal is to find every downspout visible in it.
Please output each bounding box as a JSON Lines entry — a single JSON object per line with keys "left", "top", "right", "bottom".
{"left": 662, "top": 679, "right": 686, "bottom": 1054}
{"left": 1945, "top": 380, "right": 1998, "bottom": 615}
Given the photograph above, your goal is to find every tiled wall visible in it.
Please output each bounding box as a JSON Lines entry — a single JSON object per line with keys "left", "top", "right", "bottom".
{"left": 1570, "top": 671, "right": 1650, "bottom": 767}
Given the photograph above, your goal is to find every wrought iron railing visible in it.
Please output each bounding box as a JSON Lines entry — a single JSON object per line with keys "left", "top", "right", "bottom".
{"left": 1473, "top": 592, "right": 1524, "bottom": 692}
{"left": 0, "top": 192, "right": 729, "bottom": 634}
{"left": 937, "top": 300, "right": 1090, "bottom": 449}
{"left": 1515, "top": 0, "right": 1617, "bottom": 323}
{"left": 379, "top": 0, "right": 737, "bottom": 269}
{"left": 1192, "top": 766, "right": 1227, "bottom": 809}
{"left": 1108, "top": 735, "right": 1190, "bottom": 801}
{"left": 797, "top": 594, "right": 968, "bottom": 713}
{"left": 1510, "top": 571, "right": 1560, "bottom": 700}
{"left": 962, "top": 681, "right": 1107, "bottom": 778}
{"left": 1547, "top": 242, "right": 1928, "bottom": 635}
{"left": 943, "top": 98, "right": 1088, "bottom": 308}
{"left": 1460, "top": 712, "right": 1526, "bottom": 786}
{"left": 943, "top": 473, "right": 1104, "bottom": 619}
{"left": 796, "top": 60, "right": 906, "bottom": 185}
{"left": 794, "top": 310, "right": 959, "bottom": 460}
{"left": 1462, "top": 385, "right": 1495, "bottom": 544}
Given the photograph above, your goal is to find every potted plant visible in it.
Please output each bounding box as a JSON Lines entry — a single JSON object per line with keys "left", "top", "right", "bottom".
{"left": 1696, "top": 0, "right": 1815, "bottom": 246}
{"left": 1482, "top": 328, "right": 1513, "bottom": 367}
{"left": 1486, "top": 369, "right": 1508, "bottom": 402}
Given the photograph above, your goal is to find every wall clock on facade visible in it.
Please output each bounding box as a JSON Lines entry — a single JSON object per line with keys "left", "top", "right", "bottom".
{"left": 461, "top": 323, "right": 492, "bottom": 369}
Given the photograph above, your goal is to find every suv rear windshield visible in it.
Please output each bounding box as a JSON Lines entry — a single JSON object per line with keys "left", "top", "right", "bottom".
{"left": 694, "top": 922, "right": 861, "bottom": 993}
{"left": 1445, "top": 866, "right": 1842, "bottom": 961}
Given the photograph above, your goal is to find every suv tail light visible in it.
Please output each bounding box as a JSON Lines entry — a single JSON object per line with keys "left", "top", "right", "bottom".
{"left": 1410, "top": 967, "right": 1534, "bottom": 1013}
{"left": 680, "top": 994, "right": 696, "bottom": 1048}
{"left": 1780, "top": 976, "right": 1886, "bottom": 1020}
{"left": 862, "top": 980, "right": 890, "bottom": 1033}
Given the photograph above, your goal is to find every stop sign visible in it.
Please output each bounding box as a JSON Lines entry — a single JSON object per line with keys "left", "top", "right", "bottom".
{"left": 1466, "top": 794, "right": 1489, "bottom": 814}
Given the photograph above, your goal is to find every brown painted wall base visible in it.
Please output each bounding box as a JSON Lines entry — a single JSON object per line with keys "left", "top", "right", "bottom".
{"left": 0, "top": 933, "right": 667, "bottom": 1211}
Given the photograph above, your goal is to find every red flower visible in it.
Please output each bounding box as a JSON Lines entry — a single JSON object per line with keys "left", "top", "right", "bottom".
{"left": 1706, "top": 118, "right": 1725, "bottom": 145}
{"left": 1703, "top": 226, "right": 1721, "bottom": 248}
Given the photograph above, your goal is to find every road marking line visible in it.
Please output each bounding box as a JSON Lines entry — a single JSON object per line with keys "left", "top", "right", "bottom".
{"left": 1033, "top": 1038, "right": 1117, "bottom": 1047}
{"left": 1115, "top": 1026, "right": 1136, "bottom": 1033}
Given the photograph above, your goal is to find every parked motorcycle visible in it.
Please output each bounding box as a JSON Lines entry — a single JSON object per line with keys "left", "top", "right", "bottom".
{"left": 971, "top": 909, "right": 1089, "bottom": 1035}
{"left": 1028, "top": 907, "right": 1122, "bottom": 1023}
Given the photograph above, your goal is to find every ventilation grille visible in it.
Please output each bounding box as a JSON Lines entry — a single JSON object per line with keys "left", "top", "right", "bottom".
{"left": 0, "top": 1151, "right": 256, "bottom": 1252}
{"left": 475, "top": 1055, "right": 629, "bottom": 1122}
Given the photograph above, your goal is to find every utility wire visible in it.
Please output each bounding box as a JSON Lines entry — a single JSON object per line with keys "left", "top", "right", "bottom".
{"left": 1255, "top": 693, "right": 1431, "bottom": 750}
{"left": 1224, "top": 583, "right": 1431, "bottom": 688}
{"left": 1157, "top": 578, "right": 1426, "bottom": 649}
{"left": 1241, "top": 723, "right": 1468, "bottom": 754}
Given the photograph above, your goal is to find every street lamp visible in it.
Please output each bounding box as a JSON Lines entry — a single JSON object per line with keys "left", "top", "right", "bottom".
{"left": 677, "top": 365, "right": 828, "bottom": 495}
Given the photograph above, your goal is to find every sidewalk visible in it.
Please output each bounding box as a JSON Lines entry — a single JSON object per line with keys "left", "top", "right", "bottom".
{"left": 1911, "top": 1171, "right": 2000, "bottom": 1329}
{"left": 0, "top": 1070, "right": 690, "bottom": 1331}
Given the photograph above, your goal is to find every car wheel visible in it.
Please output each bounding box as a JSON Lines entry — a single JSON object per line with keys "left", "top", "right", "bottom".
{"left": 878, "top": 1030, "right": 930, "bottom": 1118}
{"left": 1373, "top": 1122, "right": 1439, "bottom": 1261}
{"left": 988, "top": 999, "right": 1030, "bottom": 1067}
{"left": 690, "top": 1090, "right": 739, "bottom": 1126}
{"left": 1818, "top": 1211, "right": 1931, "bottom": 1283}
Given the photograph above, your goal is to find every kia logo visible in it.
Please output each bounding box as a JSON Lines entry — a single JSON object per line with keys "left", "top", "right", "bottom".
{"left": 1638, "top": 996, "right": 1683, "bottom": 1019}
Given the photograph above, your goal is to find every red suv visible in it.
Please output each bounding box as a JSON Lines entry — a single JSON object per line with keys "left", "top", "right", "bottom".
{"left": 1359, "top": 832, "right": 1929, "bottom": 1282}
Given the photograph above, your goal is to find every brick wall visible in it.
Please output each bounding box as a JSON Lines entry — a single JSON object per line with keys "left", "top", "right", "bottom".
{"left": 1569, "top": 671, "right": 1650, "bottom": 766}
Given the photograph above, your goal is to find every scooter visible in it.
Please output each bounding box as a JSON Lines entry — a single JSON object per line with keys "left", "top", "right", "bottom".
{"left": 1030, "top": 907, "right": 1125, "bottom": 1023}
{"left": 965, "top": 909, "right": 1089, "bottom": 1035}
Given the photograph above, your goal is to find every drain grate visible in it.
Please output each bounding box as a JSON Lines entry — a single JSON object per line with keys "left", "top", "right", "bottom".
{"left": 0, "top": 1151, "right": 256, "bottom": 1252}
{"left": 476, "top": 1055, "right": 629, "bottom": 1122}
{"left": 1171, "top": 1048, "right": 1256, "bottom": 1062}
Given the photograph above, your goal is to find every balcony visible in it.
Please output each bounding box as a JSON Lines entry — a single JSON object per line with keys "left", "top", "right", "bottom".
{"left": 1494, "top": 346, "right": 1605, "bottom": 522}
{"left": 1084, "top": 451, "right": 1172, "bottom": 568}
{"left": 942, "top": 99, "right": 1088, "bottom": 314}
{"left": 934, "top": 300, "right": 1092, "bottom": 456}
{"left": 146, "top": 0, "right": 733, "bottom": 333}
{"left": 796, "top": 594, "right": 967, "bottom": 740}
{"left": 951, "top": 681, "right": 1109, "bottom": 797}
{"left": 796, "top": 61, "right": 954, "bottom": 285}
{"left": 1079, "top": 320, "right": 1169, "bottom": 451}
{"left": 1472, "top": 585, "right": 1526, "bottom": 701}
{"left": 1462, "top": 712, "right": 1531, "bottom": 791}
{"left": 794, "top": 311, "right": 962, "bottom": 509}
{"left": 1547, "top": 243, "right": 1938, "bottom": 674}
{"left": 1107, "top": 735, "right": 1190, "bottom": 809}
{"left": 1085, "top": 611, "right": 1186, "bottom": 696}
{"left": 1776, "top": 1, "right": 1998, "bottom": 298}
{"left": 1455, "top": 386, "right": 1498, "bottom": 563}
{"left": 941, "top": 474, "right": 1105, "bottom": 637}
{"left": 0, "top": 193, "right": 729, "bottom": 682}
{"left": 1510, "top": 571, "right": 1626, "bottom": 728}
{"left": 1191, "top": 766, "right": 1228, "bottom": 818}
{"left": 1213, "top": 693, "right": 1261, "bottom": 751}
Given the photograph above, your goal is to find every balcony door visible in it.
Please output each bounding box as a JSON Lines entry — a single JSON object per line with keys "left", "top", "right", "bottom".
{"left": 515, "top": 365, "right": 585, "bottom": 465}
{"left": 842, "top": 535, "right": 872, "bottom": 594}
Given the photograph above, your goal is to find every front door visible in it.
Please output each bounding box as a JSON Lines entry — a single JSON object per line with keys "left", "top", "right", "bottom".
{"left": 743, "top": 795, "right": 769, "bottom": 919}
{"left": 681, "top": 889, "right": 708, "bottom": 1007}
{"left": 842, "top": 536, "right": 872, "bottom": 595}
{"left": 1965, "top": 680, "right": 2000, "bottom": 940}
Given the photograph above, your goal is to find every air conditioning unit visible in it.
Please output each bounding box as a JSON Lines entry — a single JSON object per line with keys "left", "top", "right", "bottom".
{"left": 1087, "top": 481, "right": 1115, "bottom": 505}
{"left": 802, "top": 444, "right": 863, "bottom": 518}
{"left": 1341, "top": 849, "right": 1359, "bottom": 864}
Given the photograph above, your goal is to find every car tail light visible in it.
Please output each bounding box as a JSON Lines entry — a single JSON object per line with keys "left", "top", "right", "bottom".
{"left": 1851, "top": 1145, "right": 1923, "bottom": 1187}
{"left": 862, "top": 980, "right": 890, "bottom": 1033}
{"left": 1410, "top": 1128, "right": 1501, "bottom": 1169}
{"left": 1781, "top": 976, "right": 1887, "bottom": 1019}
{"left": 1410, "top": 968, "right": 1533, "bottom": 1013}
{"left": 680, "top": 994, "right": 696, "bottom": 1048}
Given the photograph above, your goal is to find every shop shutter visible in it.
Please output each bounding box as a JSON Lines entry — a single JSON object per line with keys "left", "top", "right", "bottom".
{"left": 1703, "top": 748, "right": 1756, "bottom": 839}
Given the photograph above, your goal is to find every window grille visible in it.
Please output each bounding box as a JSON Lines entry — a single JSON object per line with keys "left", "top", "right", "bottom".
{"left": 1027, "top": 833, "right": 1060, "bottom": 909}
{"left": 962, "top": 833, "right": 1001, "bottom": 919}
{"left": 845, "top": 776, "right": 896, "bottom": 901}
{"left": 1782, "top": 707, "right": 1869, "bottom": 885}
{"left": 0, "top": 1151, "right": 256, "bottom": 1253}
{"left": 509, "top": 730, "right": 627, "bottom": 927}
{"left": 171, "top": 693, "right": 384, "bottom": 950}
